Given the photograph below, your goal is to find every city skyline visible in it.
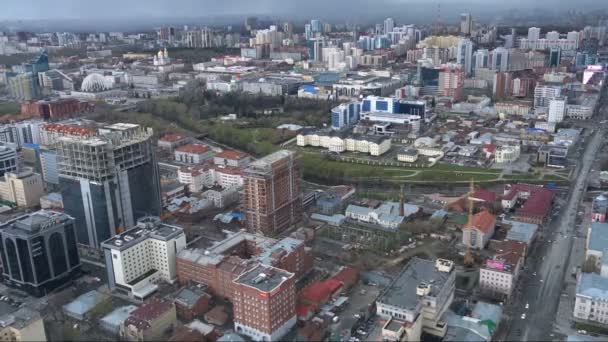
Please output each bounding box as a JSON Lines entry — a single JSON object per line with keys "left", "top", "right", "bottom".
{"left": 3, "top": 0, "right": 607, "bottom": 21}
{"left": 0, "top": 1, "right": 607, "bottom": 341}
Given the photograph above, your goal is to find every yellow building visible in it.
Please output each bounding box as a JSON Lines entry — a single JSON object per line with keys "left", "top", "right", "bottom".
{"left": 0, "top": 169, "right": 44, "bottom": 207}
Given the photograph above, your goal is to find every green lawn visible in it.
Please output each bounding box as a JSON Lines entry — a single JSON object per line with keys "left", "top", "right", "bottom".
{"left": 300, "top": 154, "right": 505, "bottom": 184}
{"left": 432, "top": 163, "right": 501, "bottom": 173}
{"left": 543, "top": 174, "right": 570, "bottom": 181}
{"left": 575, "top": 322, "right": 608, "bottom": 336}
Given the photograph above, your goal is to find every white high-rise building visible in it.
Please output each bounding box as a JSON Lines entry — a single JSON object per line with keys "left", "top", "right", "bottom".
{"left": 102, "top": 217, "right": 187, "bottom": 300}
{"left": 546, "top": 30, "right": 560, "bottom": 41}
{"left": 528, "top": 27, "right": 541, "bottom": 40}
{"left": 461, "top": 13, "right": 473, "bottom": 35}
{"left": 474, "top": 49, "right": 490, "bottom": 69}
{"left": 566, "top": 31, "right": 579, "bottom": 42}
{"left": 534, "top": 85, "right": 562, "bottom": 108}
{"left": 548, "top": 97, "right": 567, "bottom": 123}
{"left": 491, "top": 47, "right": 509, "bottom": 72}
{"left": 384, "top": 18, "right": 395, "bottom": 34}
{"left": 457, "top": 38, "right": 474, "bottom": 76}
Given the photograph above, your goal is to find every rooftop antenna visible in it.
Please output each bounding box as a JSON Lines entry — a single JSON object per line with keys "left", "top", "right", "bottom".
{"left": 435, "top": 1, "right": 443, "bottom": 35}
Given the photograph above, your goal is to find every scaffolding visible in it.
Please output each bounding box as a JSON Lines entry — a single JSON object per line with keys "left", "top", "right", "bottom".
{"left": 56, "top": 124, "right": 154, "bottom": 182}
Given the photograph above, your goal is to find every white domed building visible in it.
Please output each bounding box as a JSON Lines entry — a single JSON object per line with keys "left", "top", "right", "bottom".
{"left": 70, "top": 72, "right": 126, "bottom": 100}
{"left": 81, "top": 73, "right": 113, "bottom": 92}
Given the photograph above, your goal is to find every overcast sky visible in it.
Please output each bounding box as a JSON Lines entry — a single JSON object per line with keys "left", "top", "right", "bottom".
{"left": 2, "top": 0, "right": 605, "bottom": 21}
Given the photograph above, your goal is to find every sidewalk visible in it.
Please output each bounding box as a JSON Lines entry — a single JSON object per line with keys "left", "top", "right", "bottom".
{"left": 554, "top": 202, "right": 590, "bottom": 336}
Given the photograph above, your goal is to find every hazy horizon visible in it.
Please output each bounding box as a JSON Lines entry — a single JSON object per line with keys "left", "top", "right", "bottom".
{"left": 3, "top": 0, "right": 607, "bottom": 21}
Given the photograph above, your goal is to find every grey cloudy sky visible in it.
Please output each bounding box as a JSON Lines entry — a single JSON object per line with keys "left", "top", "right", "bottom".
{"left": 2, "top": 0, "right": 604, "bottom": 21}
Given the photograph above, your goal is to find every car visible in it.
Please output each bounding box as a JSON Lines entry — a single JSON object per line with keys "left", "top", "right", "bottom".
{"left": 525, "top": 303, "right": 529, "bottom": 309}
{"left": 521, "top": 313, "right": 526, "bottom": 319}
{"left": 577, "top": 330, "right": 588, "bottom": 335}
{"left": 354, "top": 314, "right": 361, "bottom": 319}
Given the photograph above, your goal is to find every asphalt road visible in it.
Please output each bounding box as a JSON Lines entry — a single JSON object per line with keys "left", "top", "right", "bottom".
{"left": 505, "top": 88, "right": 608, "bottom": 341}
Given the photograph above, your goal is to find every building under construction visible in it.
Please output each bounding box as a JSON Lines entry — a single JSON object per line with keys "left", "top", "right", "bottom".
{"left": 56, "top": 123, "right": 161, "bottom": 247}
{"left": 242, "top": 150, "right": 302, "bottom": 237}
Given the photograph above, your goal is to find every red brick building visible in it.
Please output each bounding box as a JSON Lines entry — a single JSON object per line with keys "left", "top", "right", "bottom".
{"left": 176, "top": 231, "right": 312, "bottom": 301}
{"left": 174, "top": 285, "right": 212, "bottom": 322}
{"left": 242, "top": 150, "right": 302, "bottom": 236}
{"left": 21, "top": 98, "right": 94, "bottom": 120}
{"left": 232, "top": 264, "right": 296, "bottom": 341}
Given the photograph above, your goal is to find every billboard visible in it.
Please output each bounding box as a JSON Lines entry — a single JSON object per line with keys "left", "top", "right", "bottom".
{"left": 486, "top": 259, "right": 505, "bottom": 271}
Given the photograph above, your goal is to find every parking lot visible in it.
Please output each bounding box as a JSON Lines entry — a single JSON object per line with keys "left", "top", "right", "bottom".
{"left": 333, "top": 280, "right": 383, "bottom": 342}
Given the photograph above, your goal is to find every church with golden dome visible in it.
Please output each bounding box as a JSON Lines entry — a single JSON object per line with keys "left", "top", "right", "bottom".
{"left": 153, "top": 48, "right": 171, "bottom": 66}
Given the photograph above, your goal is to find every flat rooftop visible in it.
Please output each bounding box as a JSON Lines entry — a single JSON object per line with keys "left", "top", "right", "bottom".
{"left": 588, "top": 222, "right": 608, "bottom": 252}
{"left": 234, "top": 264, "right": 293, "bottom": 293}
{"left": 102, "top": 216, "right": 183, "bottom": 251}
{"left": 0, "top": 210, "right": 72, "bottom": 236}
{"left": 385, "top": 318, "right": 405, "bottom": 332}
{"left": 105, "top": 123, "right": 140, "bottom": 131}
{"left": 577, "top": 273, "right": 608, "bottom": 300}
{"left": 247, "top": 150, "right": 294, "bottom": 172}
{"left": 378, "top": 258, "right": 452, "bottom": 311}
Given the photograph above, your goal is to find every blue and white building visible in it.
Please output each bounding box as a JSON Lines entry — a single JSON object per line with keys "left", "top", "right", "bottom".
{"left": 362, "top": 96, "right": 400, "bottom": 113}
{"left": 331, "top": 101, "right": 361, "bottom": 130}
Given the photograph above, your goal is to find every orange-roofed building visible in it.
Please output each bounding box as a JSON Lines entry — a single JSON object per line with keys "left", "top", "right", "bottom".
{"left": 462, "top": 210, "right": 497, "bottom": 249}
{"left": 40, "top": 123, "right": 97, "bottom": 146}
{"left": 175, "top": 144, "right": 214, "bottom": 164}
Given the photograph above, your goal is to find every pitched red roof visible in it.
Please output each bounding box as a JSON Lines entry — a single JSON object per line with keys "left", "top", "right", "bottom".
{"left": 126, "top": 297, "right": 174, "bottom": 330}
{"left": 518, "top": 189, "right": 553, "bottom": 217}
{"left": 299, "top": 279, "right": 343, "bottom": 304}
{"left": 296, "top": 304, "right": 316, "bottom": 318}
{"left": 470, "top": 188, "right": 498, "bottom": 202}
{"left": 215, "top": 149, "right": 249, "bottom": 160}
{"left": 483, "top": 144, "right": 497, "bottom": 153}
{"left": 331, "top": 266, "right": 359, "bottom": 285}
{"left": 486, "top": 239, "right": 527, "bottom": 270}
{"left": 504, "top": 184, "right": 554, "bottom": 217}
{"left": 176, "top": 143, "right": 210, "bottom": 154}
{"left": 464, "top": 210, "right": 497, "bottom": 234}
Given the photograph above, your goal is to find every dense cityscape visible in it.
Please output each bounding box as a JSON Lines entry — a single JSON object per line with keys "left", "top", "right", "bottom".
{"left": 0, "top": 1, "right": 607, "bottom": 341}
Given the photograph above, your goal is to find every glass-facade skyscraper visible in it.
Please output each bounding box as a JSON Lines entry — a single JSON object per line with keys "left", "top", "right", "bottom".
{"left": 57, "top": 123, "right": 161, "bottom": 248}
{"left": 0, "top": 210, "right": 81, "bottom": 297}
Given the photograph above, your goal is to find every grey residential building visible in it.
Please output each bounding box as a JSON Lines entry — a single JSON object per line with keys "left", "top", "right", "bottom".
{"left": 0, "top": 210, "right": 81, "bottom": 297}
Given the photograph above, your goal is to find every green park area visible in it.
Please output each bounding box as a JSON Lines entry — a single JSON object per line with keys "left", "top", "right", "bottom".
{"left": 85, "top": 88, "right": 569, "bottom": 186}
{"left": 300, "top": 153, "right": 568, "bottom": 185}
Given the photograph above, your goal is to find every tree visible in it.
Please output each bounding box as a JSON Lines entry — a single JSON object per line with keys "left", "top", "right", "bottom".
{"left": 583, "top": 255, "right": 598, "bottom": 273}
